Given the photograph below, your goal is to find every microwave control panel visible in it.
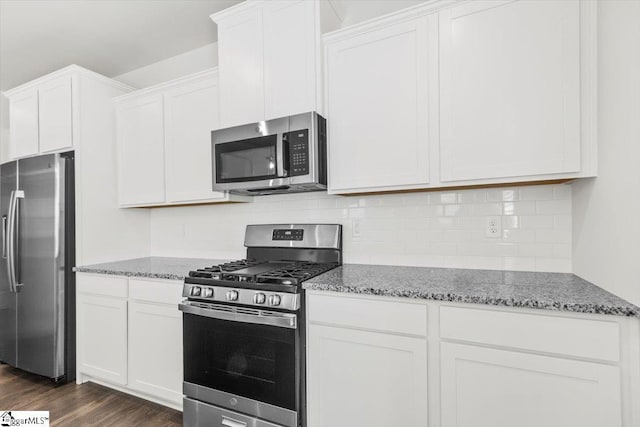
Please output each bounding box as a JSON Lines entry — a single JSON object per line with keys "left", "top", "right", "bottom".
{"left": 286, "top": 129, "right": 309, "bottom": 176}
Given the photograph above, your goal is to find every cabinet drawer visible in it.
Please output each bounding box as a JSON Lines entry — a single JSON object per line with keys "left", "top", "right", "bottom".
{"left": 77, "top": 273, "right": 128, "bottom": 298}
{"left": 308, "top": 293, "right": 427, "bottom": 337}
{"left": 129, "top": 279, "right": 183, "bottom": 305}
{"left": 439, "top": 306, "right": 620, "bottom": 362}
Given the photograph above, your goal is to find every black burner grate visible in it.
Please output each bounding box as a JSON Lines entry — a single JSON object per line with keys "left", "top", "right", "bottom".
{"left": 255, "top": 261, "right": 339, "bottom": 285}
{"left": 188, "top": 259, "right": 264, "bottom": 279}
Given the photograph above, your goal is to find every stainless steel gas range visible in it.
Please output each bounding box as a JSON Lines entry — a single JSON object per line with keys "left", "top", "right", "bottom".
{"left": 180, "top": 224, "right": 342, "bottom": 427}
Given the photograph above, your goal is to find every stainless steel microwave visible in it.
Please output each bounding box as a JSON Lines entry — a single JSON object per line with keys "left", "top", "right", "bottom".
{"left": 211, "top": 112, "right": 327, "bottom": 196}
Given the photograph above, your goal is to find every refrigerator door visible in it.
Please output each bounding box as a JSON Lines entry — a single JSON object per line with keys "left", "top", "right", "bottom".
{"left": 0, "top": 161, "right": 18, "bottom": 366}
{"left": 16, "top": 154, "right": 65, "bottom": 378}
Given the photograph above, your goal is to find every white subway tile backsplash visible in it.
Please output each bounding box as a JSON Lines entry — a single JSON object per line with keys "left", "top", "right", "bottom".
{"left": 519, "top": 215, "right": 555, "bottom": 229}
{"left": 519, "top": 186, "right": 554, "bottom": 200}
{"left": 486, "top": 189, "right": 518, "bottom": 202}
{"left": 536, "top": 199, "right": 572, "bottom": 215}
{"left": 150, "top": 184, "right": 573, "bottom": 273}
{"left": 503, "top": 201, "right": 537, "bottom": 215}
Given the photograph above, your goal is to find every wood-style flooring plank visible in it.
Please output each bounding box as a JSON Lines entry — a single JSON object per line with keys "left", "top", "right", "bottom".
{"left": 0, "top": 364, "right": 182, "bottom": 426}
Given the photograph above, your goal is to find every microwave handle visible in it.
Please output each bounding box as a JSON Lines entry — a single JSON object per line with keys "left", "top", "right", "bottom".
{"left": 276, "top": 133, "right": 286, "bottom": 178}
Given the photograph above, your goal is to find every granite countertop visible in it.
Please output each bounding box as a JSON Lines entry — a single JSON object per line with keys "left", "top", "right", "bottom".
{"left": 303, "top": 264, "right": 640, "bottom": 317}
{"left": 74, "top": 257, "right": 229, "bottom": 281}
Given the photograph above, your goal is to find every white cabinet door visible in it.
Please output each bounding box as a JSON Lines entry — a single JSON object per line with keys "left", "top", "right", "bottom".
{"left": 440, "top": 342, "right": 622, "bottom": 427}
{"left": 308, "top": 324, "right": 428, "bottom": 427}
{"left": 116, "top": 95, "right": 165, "bottom": 205}
{"left": 439, "top": 0, "right": 581, "bottom": 182}
{"left": 38, "top": 75, "right": 73, "bottom": 153}
{"left": 217, "top": 5, "right": 265, "bottom": 128}
{"left": 9, "top": 89, "right": 39, "bottom": 159}
{"left": 128, "top": 301, "right": 183, "bottom": 404}
{"left": 326, "top": 16, "right": 430, "bottom": 193}
{"left": 77, "top": 294, "right": 128, "bottom": 385}
{"left": 263, "top": 0, "right": 317, "bottom": 119}
{"left": 164, "top": 76, "right": 227, "bottom": 203}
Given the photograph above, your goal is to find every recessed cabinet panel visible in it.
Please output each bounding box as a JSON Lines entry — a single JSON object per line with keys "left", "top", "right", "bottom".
{"left": 217, "top": 6, "right": 265, "bottom": 128}
{"left": 116, "top": 95, "right": 166, "bottom": 205}
{"left": 9, "top": 89, "right": 39, "bottom": 159}
{"left": 326, "top": 17, "right": 430, "bottom": 192}
{"left": 164, "top": 78, "right": 226, "bottom": 203}
{"left": 263, "top": 0, "right": 317, "bottom": 119}
{"left": 129, "top": 301, "right": 183, "bottom": 404}
{"left": 77, "top": 294, "right": 128, "bottom": 385}
{"left": 308, "top": 324, "right": 428, "bottom": 427}
{"left": 38, "top": 75, "right": 73, "bottom": 153}
{"left": 439, "top": 0, "right": 581, "bottom": 182}
{"left": 440, "top": 342, "right": 622, "bottom": 427}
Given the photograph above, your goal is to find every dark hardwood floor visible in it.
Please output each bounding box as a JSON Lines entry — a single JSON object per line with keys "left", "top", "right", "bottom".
{"left": 0, "top": 364, "right": 182, "bottom": 426}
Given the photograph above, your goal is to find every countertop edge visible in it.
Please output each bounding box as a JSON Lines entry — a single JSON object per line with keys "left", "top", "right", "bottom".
{"left": 74, "top": 267, "right": 185, "bottom": 282}
{"left": 302, "top": 283, "right": 640, "bottom": 318}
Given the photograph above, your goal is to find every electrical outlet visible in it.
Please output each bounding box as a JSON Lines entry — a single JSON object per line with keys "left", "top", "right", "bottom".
{"left": 485, "top": 216, "right": 502, "bottom": 238}
{"left": 352, "top": 219, "right": 362, "bottom": 238}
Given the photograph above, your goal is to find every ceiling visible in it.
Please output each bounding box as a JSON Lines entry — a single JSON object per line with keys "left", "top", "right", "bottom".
{"left": 0, "top": 0, "right": 241, "bottom": 91}
{"left": 0, "top": 0, "right": 424, "bottom": 92}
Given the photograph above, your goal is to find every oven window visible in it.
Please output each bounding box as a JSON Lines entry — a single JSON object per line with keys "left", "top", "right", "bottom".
{"left": 183, "top": 313, "right": 297, "bottom": 410}
{"left": 215, "top": 135, "right": 279, "bottom": 183}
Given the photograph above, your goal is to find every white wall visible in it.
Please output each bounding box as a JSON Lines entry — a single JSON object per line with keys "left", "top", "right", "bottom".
{"left": 150, "top": 185, "right": 572, "bottom": 272}
{"left": 573, "top": 0, "right": 640, "bottom": 306}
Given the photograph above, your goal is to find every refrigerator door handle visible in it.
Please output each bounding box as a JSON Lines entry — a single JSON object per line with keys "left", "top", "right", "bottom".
{"left": 7, "top": 190, "right": 24, "bottom": 292}
{"left": 6, "top": 190, "right": 16, "bottom": 291}
{"left": 2, "top": 214, "right": 6, "bottom": 259}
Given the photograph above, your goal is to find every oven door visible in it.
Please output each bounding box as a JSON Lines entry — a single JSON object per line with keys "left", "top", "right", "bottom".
{"left": 213, "top": 133, "right": 288, "bottom": 191}
{"left": 180, "top": 302, "right": 299, "bottom": 427}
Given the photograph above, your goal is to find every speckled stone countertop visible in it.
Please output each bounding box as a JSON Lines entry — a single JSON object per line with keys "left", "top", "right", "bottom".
{"left": 74, "top": 257, "right": 229, "bottom": 281}
{"left": 303, "top": 264, "right": 640, "bottom": 317}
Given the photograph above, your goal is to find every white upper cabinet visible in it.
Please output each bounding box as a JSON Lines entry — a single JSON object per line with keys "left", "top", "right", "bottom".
{"left": 38, "top": 75, "right": 73, "bottom": 153}
{"left": 116, "top": 94, "right": 166, "bottom": 206}
{"left": 114, "top": 69, "right": 248, "bottom": 208}
{"left": 216, "top": 3, "right": 265, "bottom": 128}
{"left": 211, "top": 0, "right": 341, "bottom": 128}
{"left": 325, "top": 15, "right": 431, "bottom": 193}
{"left": 164, "top": 77, "right": 227, "bottom": 203}
{"left": 5, "top": 69, "right": 80, "bottom": 160}
{"left": 439, "top": 0, "right": 583, "bottom": 183}
{"left": 323, "top": 0, "right": 597, "bottom": 195}
{"left": 263, "top": 0, "right": 317, "bottom": 120}
{"left": 8, "top": 88, "right": 39, "bottom": 159}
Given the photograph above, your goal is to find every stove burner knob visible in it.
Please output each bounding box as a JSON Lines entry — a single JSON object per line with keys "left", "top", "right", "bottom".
{"left": 202, "top": 288, "right": 214, "bottom": 298}
{"left": 190, "top": 286, "right": 202, "bottom": 297}
{"left": 253, "top": 293, "right": 266, "bottom": 305}
{"left": 226, "top": 290, "right": 239, "bottom": 301}
{"left": 268, "top": 295, "right": 281, "bottom": 307}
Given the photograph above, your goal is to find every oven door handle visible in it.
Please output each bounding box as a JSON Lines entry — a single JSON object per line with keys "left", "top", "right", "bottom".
{"left": 179, "top": 302, "right": 297, "bottom": 329}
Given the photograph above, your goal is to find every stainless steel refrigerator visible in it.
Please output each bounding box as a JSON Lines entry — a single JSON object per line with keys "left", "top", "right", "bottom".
{"left": 0, "top": 152, "right": 75, "bottom": 382}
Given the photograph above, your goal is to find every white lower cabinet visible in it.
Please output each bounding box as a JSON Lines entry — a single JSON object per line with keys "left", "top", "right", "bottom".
{"left": 440, "top": 343, "right": 622, "bottom": 427}
{"left": 128, "top": 301, "right": 183, "bottom": 404}
{"left": 77, "top": 294, "right": 128, "bottom": 385}
{"left": 308, "top": 325, "right": 428, "bottom": 427}
{"left": 76, "top": 273, "right": 183, "bottom": 409}
{"left": 306, "top": 292, "right": 639, "bottom": 427}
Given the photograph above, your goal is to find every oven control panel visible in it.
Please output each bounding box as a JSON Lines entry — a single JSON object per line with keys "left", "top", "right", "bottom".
{"left": 183, "top": 285, "right": 300, "bottom": 311}
{"left": 272, "top": 228, "right": 304, "bottom": 241}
